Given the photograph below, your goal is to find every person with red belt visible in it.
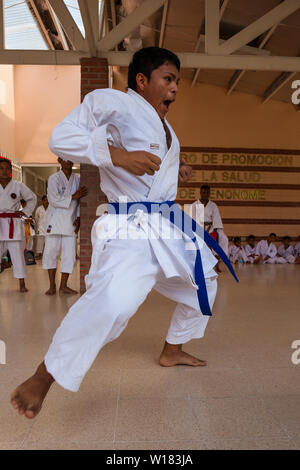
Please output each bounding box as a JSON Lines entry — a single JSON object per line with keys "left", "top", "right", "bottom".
{"left": 0, "top": 158, "right": 37, "bottom": 292}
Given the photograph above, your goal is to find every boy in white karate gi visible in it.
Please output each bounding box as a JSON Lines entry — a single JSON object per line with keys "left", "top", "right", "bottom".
{"left": 42, "top": 159, "right": 88, "bottom": 295}
{"left": 244, "top": 235, "right": 256, "bottom": 264}
{"left": 191, "top": 185, "right": 228, "bottom": 272}
{"left": 228, "top": 237, "right": 248, "bottom": 264}
{"left": 35, "top": 195, "right": 48, "bottom": 259}
{"left": 0, "top": 158, "right": 37, "bottom": 291}
{"left": 295, "top": 236, "right": 300, "bottom": 264}
{"left": 11, "top": 47, "right": 231, "bottom": 419}
{"left": 254, "top": 233, "right": 286, "bottom": 264}
{"left": 278, "top": 236, "right": 296, "bottom": 264}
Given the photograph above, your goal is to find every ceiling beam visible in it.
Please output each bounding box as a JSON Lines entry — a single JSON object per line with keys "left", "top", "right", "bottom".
{"left": 97, "top": 0, "right": 165, "bottom": 52}
{"left": 2, "top": 50, "right": 300, "bottom": 72}
{"left": 218, "top": 0, "right": 300, "bottom": 55}
{"left": 110, "top": 0, "right": 118, "bottom": 51}
{"left": 99, "top": 0, "right": 105, "bottom": 39}
{"left": 48, "top": 0, "right": 88, "bottom": 51}
{"left": 159, "top": 0, "right": 169, "bottom": 48}
{"left": 78, "top": 0, "right": 97, "bottom": 55}
{"left": 87, "top": 0, "right": 99, "bottom": 44}
{"left": 205, "top": 0, "right": 220, "bottom": 54}
{"left": 46, "top": 0, "right": 69, "bottom": 50}
{"left": 263, "top": 71, "right": 297, "bottom": 103}
{"left": 191, "top": 68, "right": 201, "bottom": 87}
{"left": 196, "top": 35, "right": 270, "bottom": 56}
{"left": 219, "top": 0, "right": 229, "bottom": 19}
{"left": 27, "top": 0, "right": 54, "bottom": 50}
{"left": 99, "top": 51, "right": 300, "bottom": 71}
{"left": 227, "top": 23, "right": 280, "bottom": 95}
{"left": 0, "top": 0, "right": 4, "bottom": 50}
{"left": 0, "top": 50, "right": 90, "bottom": 65}
{"left": 192, "top": 0, "right": 229, "bottom": 87}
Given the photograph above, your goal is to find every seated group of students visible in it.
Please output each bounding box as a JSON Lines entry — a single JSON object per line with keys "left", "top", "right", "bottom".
{"left": 228, "top": 233, "right": 300, "bottom": 265}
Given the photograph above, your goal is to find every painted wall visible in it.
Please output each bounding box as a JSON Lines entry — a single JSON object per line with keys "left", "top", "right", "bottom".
{"left": 0, "top": 65, "right": 16, "bottom": 159}
{"left": 14, "top": 65, "right": 81, "bottom": 164}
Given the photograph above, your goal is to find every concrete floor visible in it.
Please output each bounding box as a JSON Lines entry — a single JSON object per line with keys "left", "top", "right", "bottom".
{"left": 0, "top": 260, "right": 299, "bottom": 450}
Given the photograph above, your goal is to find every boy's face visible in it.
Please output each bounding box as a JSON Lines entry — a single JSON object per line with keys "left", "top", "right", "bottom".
{"left": 0, "top": 161, "right": 12, "bottom": 180}
{"left": 283, "top": 239, "right": 290, "bottom": 248}
{"left": 268, "top": 235, "right": 276, "bottom": 243}
{"left": 248, "top": 239, "right": 255, "bottom": 247}
{"left": 136, "top": 62, "right": 179, "bottom": 119}
{"left": 58, "top": 158, "right": 73, "bottom": 171}
{"left": 200, "top": 187, "right": 210, "bottom": 202}
{"left": 235, "top": 240, "right": 241, "bottom": 247}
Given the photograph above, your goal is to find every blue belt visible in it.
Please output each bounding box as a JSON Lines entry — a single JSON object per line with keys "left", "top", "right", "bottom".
{"left": 107, "top": 201, "right": 238, "bottom": 316}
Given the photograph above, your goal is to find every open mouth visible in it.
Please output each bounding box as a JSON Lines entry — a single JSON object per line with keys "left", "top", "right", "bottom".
{"left": 162, "top": 99, "right": 174, "bottom": 112}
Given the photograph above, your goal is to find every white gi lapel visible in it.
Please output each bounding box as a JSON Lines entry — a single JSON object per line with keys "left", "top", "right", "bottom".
{"left": 147, "top": 121, "right": 179, "bottom": 202}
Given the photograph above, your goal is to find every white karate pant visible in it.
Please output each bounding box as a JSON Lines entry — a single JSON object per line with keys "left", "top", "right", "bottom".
{"left": 0, "top": 240, "right": 26, "bottom": 279}
{"left": 283, "top": 255, "right": 296, "bottom": 264}
{"left": 35, "top": 235, "right": 45, "bottom": 254}
{"left": 45, "top": 237, "right": 217, "bottom": 392}
{"left": 42, "top": 235, "right": 76, "bottom": 274}
{"left": 264, "top": 256, "right": 287, "bottom": 264}
{"left": 217, "top": 229, "right": 229, "bottom": 256}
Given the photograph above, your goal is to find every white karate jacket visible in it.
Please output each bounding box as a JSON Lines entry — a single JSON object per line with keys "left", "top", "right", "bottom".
{"left": 255, "top": 240, "right": 277, "bottom": 260}
{"left": 0, "top": 180, "right": 37, "bottom": 241}
{"left": 45, "top": 171, "right": 80, "bottom": 237}
{"left": 49, "top": 88, "right": 217, "bottom": 294}
{"left": 35, "top": 205, "right": 47, "bottom": 236}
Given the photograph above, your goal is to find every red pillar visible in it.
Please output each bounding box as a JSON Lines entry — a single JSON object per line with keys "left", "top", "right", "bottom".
{"left": 79, "top": 58, "right": 109, "bottom": 293}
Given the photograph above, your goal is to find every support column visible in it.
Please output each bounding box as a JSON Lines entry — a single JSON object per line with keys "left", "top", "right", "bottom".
{"left": 80, "top": 57, "right": 109, "bottom": 293}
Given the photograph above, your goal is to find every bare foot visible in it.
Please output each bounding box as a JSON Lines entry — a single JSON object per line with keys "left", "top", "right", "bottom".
{"left": 59, "top": 286, "right": 78, "bottom": 295}
{"left": 159, "top": 342, "right": 207, "bottom": 367}
{"left": 10, "top": 362, "right": 54, "bottom": 419}
{"left": 45, "top": 286, "right": 56, "bottom": 295}
{"left": 19, "top": 280, "right": 28, "bottom": 293}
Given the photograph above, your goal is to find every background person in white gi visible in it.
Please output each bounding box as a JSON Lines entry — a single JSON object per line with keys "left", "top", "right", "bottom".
{"left": 42, "top": 159, "right": 88, "bottom": 295}
{"left": 295, "top": 235, "right": 300, "bottom": 264}
{"left": 191, "top": 185, "right": 229, "bottom": 272}
{"left": 0, "top": 158, "right": 37, "bottom": 292}
{"left": 228, "top": 236, "right": 248, "bottom": 264}
{"left": 11, "top": 47, "right": 222, "bottom": 419}
{"left": 277, "top": 236, "right": 296, "bottom": 264}
{"left": 254, "top": 233, "right": 286, "bottom": 264}
{"left": 244, "top": 234, "right": 257, "bottom": 263}
{"left": 35, "top": 195, "right": 48, "bottom": 259}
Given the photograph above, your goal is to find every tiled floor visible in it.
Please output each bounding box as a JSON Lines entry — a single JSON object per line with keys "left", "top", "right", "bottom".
{"left": 0, "top": 260, "right": 299, "bottom": 450}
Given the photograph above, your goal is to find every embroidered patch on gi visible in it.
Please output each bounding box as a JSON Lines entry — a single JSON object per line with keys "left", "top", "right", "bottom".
{"left": 150, "top": 143, "right": 160, "bottom": 150}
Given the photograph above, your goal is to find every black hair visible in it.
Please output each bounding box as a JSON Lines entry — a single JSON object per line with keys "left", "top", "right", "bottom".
{"left": 269, "top": 233, "right": 276, "bottom": 238}
{"left": 233, "top": 236, "right": 241, "bottom": 243}
{"left": 42, "top": 195, "right": 47, "bottom": 201}
{"left": 0, "top": 157, "right": 12, "bottom": 168}
{"left": 247, "top": 234, "right": 255, "bottom": 240}
{"left": 200, "top": 184, "right": 210, "bottom": 191}
{"left": 283, "top": 235, "right": 291, "bottom": 241}
{"left": 128, "top": 47, "right": 180, "bottom": 91}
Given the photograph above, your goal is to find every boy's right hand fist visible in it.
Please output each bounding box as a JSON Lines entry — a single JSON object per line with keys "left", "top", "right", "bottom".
{"left": 110, "top": 147, "right": 161, "bottom": 176}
